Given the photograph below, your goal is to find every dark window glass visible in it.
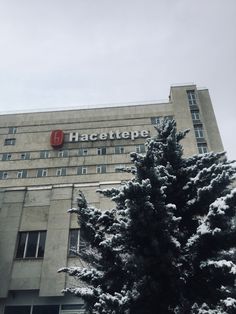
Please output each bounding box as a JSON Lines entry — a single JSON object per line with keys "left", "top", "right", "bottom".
{"left": 97, "top": 147, "right": 106, "bottom": 155}
{"left": 2, "top": 153, "right": 12, "bottom": 161}
{"left": 4, "top": 306, "right": 31, "bottom": 314}
{"left": 151, "top": 116, "right": 161, "bottom": 124}
{"left": 136, "top": 144, "right": 145, "bottom": 153}
{"left": 37, "top": 169, "right": 48, "bottom": 177}
{"left": 38, "top": 232, "right": 46, "bottom": 257}
{"left": 69, "top": 229, "right": 79, "bottom": 256}
{"left": 16, "top": 231, "right": 46, "bottom": 259}
{"left": 25, "top": 232, "right": 38, "bottom": 257}
{"left": 115, "top": 146, "right": 124, "bottom": 154}
{"left": 17, "top": 170, "right": 27, "bottom": 179}
{"left": 0, "top": 171, "right": 8, "bottom": 180}
{"left": 21, "top": 152, "right": 30, "bottom": 160}
{"left": 4, "top": 138, "right": 15, "bottom": 146}
{"left": 16, "top": 232, "right": 27, "bottom": 258}
{"left": 77, "top": 166, "right": 87, "bottom": 175}
{"left": 198, "top": 144, "right": 208, "bottom": 154}
{"left": 61, "top": 304, "right": 85, "bottom": 310}
{"left": 32, "top": 305, "right": 59, "bottom": 314}
{"left": 187, "top": 90, "right": 197, "bottom": 105}
{"left": 40, "top": 151, "right": 49, "bottom": 158}
{"left": 8, "top": 127, "right": 17, "bottom": 134}
{"left": 96, "top": 164, "right": 106, "bottom": 173}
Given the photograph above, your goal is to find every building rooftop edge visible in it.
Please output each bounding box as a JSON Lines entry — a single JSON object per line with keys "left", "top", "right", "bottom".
{"left": 0, "top": 99, "right": 170, "bottom": 116}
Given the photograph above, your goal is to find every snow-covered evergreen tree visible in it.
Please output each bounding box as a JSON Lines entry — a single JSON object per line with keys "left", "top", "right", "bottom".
{"left": 59, "top": 119, "right": 236, "bottom": 314}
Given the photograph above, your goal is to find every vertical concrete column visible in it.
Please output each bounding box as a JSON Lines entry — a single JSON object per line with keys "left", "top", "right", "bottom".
{"left": 198, "top": 89, "right": 224, "bottom": 153}
{"left": 39, "top": 186, "right": 72, "bottom": 296}
{"left": 0, "top": 189, "right": 26, "bottom": 297}
{"left": 170, "top": 85, "right": 199, "bottom": 156}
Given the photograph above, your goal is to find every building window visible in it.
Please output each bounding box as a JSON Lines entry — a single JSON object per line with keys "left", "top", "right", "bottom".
{"left": 37, "top": 169, "right": 48, "bottom": 177}
{"left": 17, "top": 170, "right": 27, "bottom": 179}
{"left": 96, "top": 164, "right": 106, "bottom": 174}
{"left": 68, "top": 229, "right": 85, "bottom": 256}
{"left": 21, "top": 152, "right": 30, "bottom": 160}
{"left": 40, "top": 150, "right": 50, "bottom": 159}
{"left": 61, "top": 305, "right": 85, "bottom": 311}
{"left": 115, "top": 164, "right": 125, "bottom": 172}
{"left": 4, "top": 306, "right": 31, "bottom": 314}
{"left": 115, "top": 146, "right": 125, "bottom": 154}
{"left": 8, "top": 127, "right": 17, "bottom": 134}
{"left": 136, "top": 144, "right": 145, "bottom": 153}
{"left": 4, "top": 138, "right": 15, "bottom": 146}
{"left": 77, "top": 166, "right": 87, "bottom": 175}
{"left": 0, "top": 171, "right": 8, "bottom": 180}
{"left": 56, "top": 168, "right": 66, "bottom": 176}
{"left": 2, "top": 153, "right": 12, "bottom": 161}
{"left": 194, "top": 126, "right": 204, "bottom": 138}
{"left": 32, "top": 305, "right": 59, "bottom": 314}
{"left": 16, "top": 231, "right": 46, "bottom": 259}
{"left": 97, "top": 147, "right": 106, "bottom": 155}
{"left": 151, "top": 116, "right": 162, "bottom": 125}
{"left": 198, "top": 143, "right": 208, "bottom": 154}
{"left": 191, "top": 111, "right": 200, "bottom": 121}
{"left": 151, "top": 116, "right": 173, "bottom": 125}
{"left": 4, "top": 305, "right": 59, "bottom": 314}
{"left": 78, "top": 148, "right": 88, "bottom": 156}
{"left": 58, "top": 150, "right": 69, "bottom": 158}
{"left": 187, "top": 90, "right": 197, "bottom": 105}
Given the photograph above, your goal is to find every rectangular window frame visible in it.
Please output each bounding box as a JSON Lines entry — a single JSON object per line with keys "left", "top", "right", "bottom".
{"left": 4, "top": 305, "right": 31, "bottom": 314}
{"left": 77, "top": 166, "right": 87, "bottom": 175}
{"left": 17, "top": 170, "right": 27, "bottom": 179}
{"left": 78, "top": 148, "right": 88, "bottom": 156}
{"left": 37, "top": 169, "right": 48, "bottom": 177}
{"left": 8, "top": 127, "right": 17, "bottom": 134}
{"left": 151, "top": 116, "right": 162, "bottom": 125}
{"left": 4, "top": 138, "right": 16, "bottom": 146}
{"left": 20, "top": 152, "right": 30, "bottom": 160}
{"left": 136, "top": 144, "right": 145, "bottom": 154}
{"left": 187, "top": 90, "right": 197, "bottom": 105}
{"left": 115, "top": 146, "right": 125, "bottom": 154}
{"left": 56, "top": 168, "right": 66, "bottom": 176}
{"left": 15, "top": 231, "right": 46, "bottom": 259}
{"left": 197, "top": 143, "right": 208, "bottom": 154}
{"left": 68, "top": 229, "right": 85, "bottom": 256}
{"left": 96, "top": 164, "right": 106, "bottom": 174}
{"left": 0, "top": 171, "right": 8, "bottom": 180}
{"left": 40, "top": 150, "right": 50, "bottom": 159}
{"left": 115, "top": 164, "right": 125, "bottom": 173}
{"left": 2, "top": 153, "right": 12, "bottom": 161}
{"left": 191, "top": 111, "right": 200, "bottom": 121}
{"left": 194, "top": 126, "right": 204, "bottom": 139}
{"left": 58, "top": 150, "right": 69, "bottom": 158}
{"left": 97, "top": 147, "right": 106, "bottom": 155}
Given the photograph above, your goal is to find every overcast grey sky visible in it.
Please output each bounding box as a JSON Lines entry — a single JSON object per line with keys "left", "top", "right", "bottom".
{"left": 0, "top": 0, "right": 235, "bottom": 159}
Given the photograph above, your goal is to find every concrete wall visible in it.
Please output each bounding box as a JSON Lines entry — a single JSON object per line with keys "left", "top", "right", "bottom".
{"left": 0, "top": 183, "right": 116, "bottom": 301}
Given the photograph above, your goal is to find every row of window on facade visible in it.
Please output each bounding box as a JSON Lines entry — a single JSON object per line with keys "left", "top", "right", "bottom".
{"left": 15, "top": 229, "right": 82, "bottom": 260}
{"left": 5, "top": 116, "right": 172, "bottom": 137}
{"left": 187, "top": 90, "right": 197, "bottom": 105}
{"left": 0, "top": 164, "right": 128, "bottom": 180}
{"left": 1, "top": 144, "right": 146, "bottom": 161}
{"left": 4, "top": 304, "right": 85, "bottom": 314}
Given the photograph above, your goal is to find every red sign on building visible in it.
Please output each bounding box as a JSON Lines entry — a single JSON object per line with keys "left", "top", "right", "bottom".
{"left": 50, "top": 130, "right": 64, "bottom": 149}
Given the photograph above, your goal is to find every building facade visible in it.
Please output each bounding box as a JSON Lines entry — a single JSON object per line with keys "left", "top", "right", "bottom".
{"left": 0, "top": 84, "right": 223, "bottom": 313}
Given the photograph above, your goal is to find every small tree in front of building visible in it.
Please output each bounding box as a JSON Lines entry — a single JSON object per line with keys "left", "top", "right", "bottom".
{"left": 59, "top": 120, "right": 236, "bottom": 314}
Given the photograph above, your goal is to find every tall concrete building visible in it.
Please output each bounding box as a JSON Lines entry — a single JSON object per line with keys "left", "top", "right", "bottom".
{"left": 0, "top": 84, "right": 223, "bottom": 314}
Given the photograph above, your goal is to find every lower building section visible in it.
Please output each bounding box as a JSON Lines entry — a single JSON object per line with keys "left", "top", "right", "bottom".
{"left": 0, "top": 291, "right": 85, "bottom": 314}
